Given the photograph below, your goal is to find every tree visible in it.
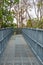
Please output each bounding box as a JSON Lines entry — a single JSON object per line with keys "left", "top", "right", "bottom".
{"left": 13, "top": 0, "right": 32, "bottom": 28}
{"left": 33, "top": 0, "right": 43, "bottom": 20}
{"left": 0, "top": 0, "right": 15, "bottom": 28}
{"left": 37, "top": 0, "right": 43, "bottom": 20}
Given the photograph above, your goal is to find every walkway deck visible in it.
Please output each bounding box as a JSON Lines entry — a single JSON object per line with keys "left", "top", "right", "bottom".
{"left": 0, "top": 35, "right": 40, "bottom": 65}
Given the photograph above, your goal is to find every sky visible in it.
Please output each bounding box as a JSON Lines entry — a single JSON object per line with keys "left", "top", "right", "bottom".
{"left": 29, "top": 9, "right": 37, "bottom": 18}
{"left": 29, "top": 0, "right": 37, "bottom": 18}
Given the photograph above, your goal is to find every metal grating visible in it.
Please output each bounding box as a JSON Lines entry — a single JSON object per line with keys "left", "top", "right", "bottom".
{"left": 23, "top": 63, "right": 31, "bottom": 65}
{"left": 0, "top": 35, "right": 41, "bottom": 65}
{"left": 5, "top": 63, "right": 13, "bottom": 65}
{"left": 14, "top": 62, "right": 22, "bottom": 65}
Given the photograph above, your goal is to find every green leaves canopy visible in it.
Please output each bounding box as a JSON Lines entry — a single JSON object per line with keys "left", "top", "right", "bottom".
{"left": 14, "top": 0, "right": 19, "bottom": 3}
{"left": 26, "top": 19, "right": 32, "bottom": 28}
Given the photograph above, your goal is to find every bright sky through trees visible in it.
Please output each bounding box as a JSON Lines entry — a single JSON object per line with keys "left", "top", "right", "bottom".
{"left": 13, "top": 0, "right": 37, "bottom": 23}
{"left": 0, "top": 0, "right": 43, "bottom": 28}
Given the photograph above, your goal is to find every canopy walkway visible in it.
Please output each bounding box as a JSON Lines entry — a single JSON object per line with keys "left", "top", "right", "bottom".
{"left": 0, "top": 28, "right": 43, "bottom": 65}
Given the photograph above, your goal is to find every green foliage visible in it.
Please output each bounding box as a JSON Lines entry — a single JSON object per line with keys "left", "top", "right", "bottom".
{"left": 37, "top": 1, "right": 43, "bottom": 7}
{"left": 4, "top": 0, "right": 12, "bottom": 6}
{"left": 0, "top": 0, "right": 15, "bottom": 28}
{"left": 7, "top": 11, "right": 13, "bottom": 22}
{"left": 26, "top": 19, "right": 32, "bottom": 28}
{"left": 7, "top": 15, "right": 13, "bottom": 22}
{"left": 0, "top": 9, "right": 3, "bottom": 19}
{"left": 14, "top": 0, "right": 19, "bottom": 4}
{"left": 37, "top": 19, "right": 43, "bottom": 29}
{"left": 1, "top": 22, "right": 7, "bottom": 28}
{"left": 10, "top": 23, "right": 17, "bottom": 28}
{"left": 26, "top": 18, "right": 43, "bottom": 29}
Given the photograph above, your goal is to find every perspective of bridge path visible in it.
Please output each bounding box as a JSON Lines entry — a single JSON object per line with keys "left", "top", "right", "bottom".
{"left": 0, "top": 34, "right": 41, "bottom": 65}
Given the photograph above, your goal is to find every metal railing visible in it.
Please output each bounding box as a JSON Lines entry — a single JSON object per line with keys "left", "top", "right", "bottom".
{"left": 22, "top": 28, "right": 43, "bottom": 65}
{"left": 0, "top": 27, "right": 43, "bottom": 64}
{"left": 0, "top": 28, "right": 14, "bottom": 55}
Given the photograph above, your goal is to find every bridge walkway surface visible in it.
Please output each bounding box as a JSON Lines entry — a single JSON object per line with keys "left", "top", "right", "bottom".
{"left": 0, "top": 34, "right": 41, "bottom": 65}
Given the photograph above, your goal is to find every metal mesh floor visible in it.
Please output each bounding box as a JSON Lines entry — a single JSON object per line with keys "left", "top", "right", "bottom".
{"left": 0, "top": 35, "right": 41, "bottom": 65}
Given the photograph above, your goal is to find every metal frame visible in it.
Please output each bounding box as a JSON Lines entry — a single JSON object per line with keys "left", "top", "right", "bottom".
{"left": 0, "top": 28, "right": 14, "bottom": 55}
{"left": 22, "top": 28, "right": 43, "bottom": 65}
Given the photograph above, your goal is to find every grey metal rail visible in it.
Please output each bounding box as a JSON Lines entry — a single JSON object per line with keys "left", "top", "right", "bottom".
{"left": 0, "top": 28, "right": 43, "bottom": 65}
{"left": 22, "top": 28, "right": 43, "bottom": 65}
{"left": 0, "top": 28, "right": 14, "bottom": 55}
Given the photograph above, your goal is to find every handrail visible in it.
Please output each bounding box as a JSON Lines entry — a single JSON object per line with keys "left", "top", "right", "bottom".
{"left": 22, "top": 28, "right": 43, "bottom": 65}
{"left": 0, "top": 28, "right": 14, "bottom": 54}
